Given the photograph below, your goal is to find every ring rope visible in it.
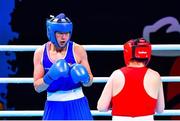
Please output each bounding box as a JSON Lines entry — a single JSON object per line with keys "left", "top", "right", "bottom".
{"left": 0, "top": 45, "right": 180, "bottom": 117}
{"left": 0, "top": 110, "right": 179, "bottom": 117}
{"left": 0, "top": 45, "right": 180, "bottom": 51}
{"left": 0, "top": 76, "right": 180, "bottom": 83}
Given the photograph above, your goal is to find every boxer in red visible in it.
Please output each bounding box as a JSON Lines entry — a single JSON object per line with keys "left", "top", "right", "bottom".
{"left": 97, "top": 38, "right": 165, "bottom": 121}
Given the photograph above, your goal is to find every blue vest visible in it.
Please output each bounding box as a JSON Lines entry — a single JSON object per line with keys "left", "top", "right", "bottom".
{"left": 43, "top": 41, "right": 81, "bottom": 92}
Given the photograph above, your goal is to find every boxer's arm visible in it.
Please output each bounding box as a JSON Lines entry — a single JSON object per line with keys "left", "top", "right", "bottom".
{"left": 74, "top": 44, "right": 93, "bottom": 86}
{"left": 155, "top": 79, "right": 165, "bottom": 113}
{"left": 33, "top": 46, "right": 48, "bottom": 93}
{"left": 97, "top": 71, "right": 115, "bottom": 112}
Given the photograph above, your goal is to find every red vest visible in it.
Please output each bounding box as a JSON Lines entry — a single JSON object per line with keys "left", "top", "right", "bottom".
{"left": 112, "top": 67, "right": 157, "bottom": 117}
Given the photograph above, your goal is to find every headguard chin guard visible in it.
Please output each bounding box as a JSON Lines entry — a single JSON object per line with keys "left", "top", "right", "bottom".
{"left": 46, "top": 13, "right": 73, "bottom": 49}
{"left": 123, "top": 38, "right": 152, "bottom": 66}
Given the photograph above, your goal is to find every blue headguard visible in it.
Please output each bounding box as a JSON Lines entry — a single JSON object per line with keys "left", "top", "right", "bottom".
{"left": 46, "top": 13, "right": 73, "bottom": 48}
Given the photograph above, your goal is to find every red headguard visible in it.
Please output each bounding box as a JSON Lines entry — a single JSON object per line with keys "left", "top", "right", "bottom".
{"left": 123, "top": 38, "right": 152, "bottom": 65}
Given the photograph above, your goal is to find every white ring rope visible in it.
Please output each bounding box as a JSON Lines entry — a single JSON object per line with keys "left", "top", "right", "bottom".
{"left": 0, "top": 45, "right": 180, "bottom": 117}
{"left": 0, "top": 44, "right": 180, "bottom": 51}
{"left": 0, "top": 76, "right": 180, "bottom": 83}
{"left": 0, "top": 110, "right": 179, "bottom": 117}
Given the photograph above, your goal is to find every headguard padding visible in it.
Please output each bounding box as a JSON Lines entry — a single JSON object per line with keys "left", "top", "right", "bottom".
{"left": 46, "top": 13, "right": 73, "bottom": 48}
{"left": 123, "top": 38, "right": 152, "bottom": 65}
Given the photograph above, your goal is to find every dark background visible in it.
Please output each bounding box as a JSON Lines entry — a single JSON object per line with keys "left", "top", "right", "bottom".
{"left": 2, "top": 0, "right": 180, "bottom": 120}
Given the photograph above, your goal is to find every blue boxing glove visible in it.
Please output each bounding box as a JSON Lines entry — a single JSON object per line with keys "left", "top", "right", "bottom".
{"left": 70, "top": 64, "right": 90, "bottom": 85}
{"left": 43, "top": 59, "right": 70, "bottom": 85}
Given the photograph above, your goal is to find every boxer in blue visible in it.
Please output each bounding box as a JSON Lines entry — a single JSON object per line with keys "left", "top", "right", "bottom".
{"left": 33, "top": 13, "right": 93, "bottom": 120}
